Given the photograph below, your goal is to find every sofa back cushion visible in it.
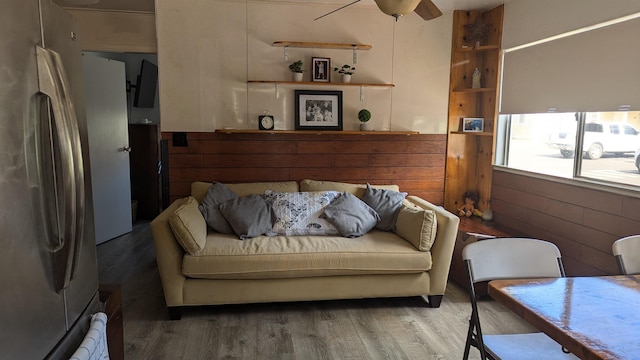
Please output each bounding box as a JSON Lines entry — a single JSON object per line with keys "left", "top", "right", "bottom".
{"left": 321, "top": 192, "right": 380, "bottom": 238}
{"left": 169, "top": 196, "right": 207, "bottom": 255}
{"left": 219, "top": 194, "right": 276, "bottom": 240}
{"left": 395, "top": 203, "right": 438, "bottom": 252}
{"left": 191, "top": 181, "right": 299, "bottom": 202}
{"left": 198, "top": 182, "right": 238, "bottom": 234}
{"left": 299, "top": 179, "right": 399, "bottom": 198}
{"left": 362, "top": 183, "right": 407, "bottom": 232}
{"left": 262, "top": 190, "right": 341, "bottom": 236}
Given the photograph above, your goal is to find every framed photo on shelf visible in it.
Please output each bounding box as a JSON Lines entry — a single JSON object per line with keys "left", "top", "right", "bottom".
{"left": 295, "top": 90, "right": 342, "bottom": 131}
{"left": 312, "top": 57, "right": 330, "bottom": 82}
{"left": 462, "top": 117, "right": 484, "bottom": 132}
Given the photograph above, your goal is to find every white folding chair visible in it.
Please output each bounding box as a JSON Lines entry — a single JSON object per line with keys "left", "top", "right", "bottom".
{"left": 612, "top": 235, "right": 640, "bottom": 275}
{"left": 462, "top": 238, "right": 578, "bottom": 360}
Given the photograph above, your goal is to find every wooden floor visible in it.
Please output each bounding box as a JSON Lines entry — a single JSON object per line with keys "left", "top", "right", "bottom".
{"left": 97, "top": 222, "right": 536, "bottom": 360}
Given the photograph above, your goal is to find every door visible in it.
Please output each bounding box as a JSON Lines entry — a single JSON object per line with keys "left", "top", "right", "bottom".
{"left": 621, "top": 124, "right": 639, "bottom": 152}
{"left": 83, "top": 54, "right": 132, "bottom": 244}
{"left": 0, "top": 2, "right": 68, "bottom": 358}
{"left": 41, "top": 0, "right": 100, "bottom": 328}
{"left": 1, "top": 0, "right": 100, "bottom": 358}
{"left": 129, "top": 123, "right": 162, "bottom": 219}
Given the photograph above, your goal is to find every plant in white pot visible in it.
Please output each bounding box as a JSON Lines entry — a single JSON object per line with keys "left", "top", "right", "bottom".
{"left": 358, "top": 109, "right": 371, "bottom": 131}
{"left": 333, "top": 64, "right": 355, "bottom": 83}
{"left": 289, "top": 60, "right": 304, "bottom": 82}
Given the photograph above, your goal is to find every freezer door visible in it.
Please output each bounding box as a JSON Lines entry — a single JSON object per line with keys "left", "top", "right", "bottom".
{"left": 39, "top": 0, "right": 100, "bottom": 327}
{"left": 45, "top": 293, "right": 103, "bottom": 360}
{"left": 0, "top": 1, "right": 67, "bottom": 359}
{"left": 0, "top": 1, "right": 99, "bottom": 358}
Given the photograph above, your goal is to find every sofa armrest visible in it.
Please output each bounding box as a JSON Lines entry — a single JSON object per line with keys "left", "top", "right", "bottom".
{"left": 150, "top": 198, "right": 188, "bottom": 307}
{"left": 406, "top": 196, "right": 460, "bottom": 295}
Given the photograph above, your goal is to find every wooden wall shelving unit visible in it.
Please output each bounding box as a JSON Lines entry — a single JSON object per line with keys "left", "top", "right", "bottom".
{"left": 247, "top": 80, "right": 394, "bottom": 87}
{"left": 272, "top": 41, "right": 372, "bottom": 50}
{"left": 452, "top": 87, "right": 496, "bottom": 93}
{"left": 256, "top": 41, "right": 385, "bottom": 86}
{"left": 444, "top": 6, "right": 504, "bottom": 214}
{"left": 215, "top": 129, "right": 417, "bottom": 135}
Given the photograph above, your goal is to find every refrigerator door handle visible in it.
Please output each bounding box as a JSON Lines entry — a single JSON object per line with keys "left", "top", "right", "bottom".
{"left": 36, "top": 45, "right": 85, "bottom": 290}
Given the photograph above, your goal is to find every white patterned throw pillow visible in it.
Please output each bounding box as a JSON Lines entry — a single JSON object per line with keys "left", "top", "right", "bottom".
{"left": 262, "top": 191, "right": 341, "bottom": 236}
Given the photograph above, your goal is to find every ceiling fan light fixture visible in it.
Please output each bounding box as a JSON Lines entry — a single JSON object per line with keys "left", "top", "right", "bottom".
{"left": 63, "top": 0, "right": 100, "bottom": 5}
{"left": 373, "top": 0, "right": 422, "bottom": 20}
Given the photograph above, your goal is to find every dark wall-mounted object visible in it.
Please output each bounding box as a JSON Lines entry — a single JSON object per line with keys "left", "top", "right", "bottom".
{"left": 133, "top": 59, "right": 158, "bottom": 108}
{"left": 172, "top": 132, "right": 188, "bottom": 147}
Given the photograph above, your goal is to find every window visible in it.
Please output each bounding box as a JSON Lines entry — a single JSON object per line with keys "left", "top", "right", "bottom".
{"left": 496, "top": 111, "right": 640, "bottom": 188}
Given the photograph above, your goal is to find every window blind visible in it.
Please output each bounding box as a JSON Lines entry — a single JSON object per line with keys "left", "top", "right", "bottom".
{"left": 500, "top": 14, "right": 640, "bottom": 114}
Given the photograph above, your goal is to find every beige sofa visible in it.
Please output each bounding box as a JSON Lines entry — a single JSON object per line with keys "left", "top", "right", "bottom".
{"left": 151, "top": 180, "right": 460, "bottom": 320}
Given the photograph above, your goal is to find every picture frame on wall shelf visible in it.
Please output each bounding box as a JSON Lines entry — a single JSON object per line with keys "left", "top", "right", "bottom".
{"left": 462, "top": 117, "right": 484, "bottom": 132}
{"left": 295, "top": 90, "right": 342, "bottom": 131}
{"left": 312, "top": 57, "right": 330, "bottom": 82}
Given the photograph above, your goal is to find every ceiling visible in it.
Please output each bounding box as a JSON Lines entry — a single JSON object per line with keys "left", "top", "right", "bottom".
{"left": 53, "top": 0, "right": 505, "bottom": 13}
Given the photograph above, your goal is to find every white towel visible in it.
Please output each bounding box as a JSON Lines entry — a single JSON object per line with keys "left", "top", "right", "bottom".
{"left": 69, "top": 312, "right": 110, "bottom": 360}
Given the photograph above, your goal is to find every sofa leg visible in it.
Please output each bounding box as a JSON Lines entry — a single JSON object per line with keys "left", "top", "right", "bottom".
{"left": 422, "top": 295, "right": 443, "bottom": 308}
{"left": 168, "top": 306, "right": 182, "bottom": 320}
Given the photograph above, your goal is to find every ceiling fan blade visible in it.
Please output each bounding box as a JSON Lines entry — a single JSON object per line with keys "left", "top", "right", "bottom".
{"left": 314, "top": 0, "right": 362, "bottom": 21}
{"left": 414, "top": 0, "right": 442, "bottom": 20}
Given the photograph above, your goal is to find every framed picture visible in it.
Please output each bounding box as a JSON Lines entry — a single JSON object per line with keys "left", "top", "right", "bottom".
{"left": 295, "top": 90, "right": 342, "bottom": 131}
{"left": 462, "top": 117, "right": 484, "bottom": 132}
{"left": 312, "top": 57, "right": 330, "bottom": 82}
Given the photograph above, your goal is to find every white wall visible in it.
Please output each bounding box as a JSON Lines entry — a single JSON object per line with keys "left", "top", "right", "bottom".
{"left": 156, "top": 0, "right": 453, "bottom": 133}
{"left": 68, "top": 9, "right": 157, "bottom": 53}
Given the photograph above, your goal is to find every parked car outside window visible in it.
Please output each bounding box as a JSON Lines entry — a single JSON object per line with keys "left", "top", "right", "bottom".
{"left": 548, "top": 122, "right": 639, "bottom": 159}
{"left": 496, "top": 111, "right": 640, "bottom": 189}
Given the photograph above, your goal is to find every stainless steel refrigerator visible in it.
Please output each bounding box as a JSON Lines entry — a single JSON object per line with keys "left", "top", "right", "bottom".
{"left": 0, "top": 0, "right": 101, "bottom": 359}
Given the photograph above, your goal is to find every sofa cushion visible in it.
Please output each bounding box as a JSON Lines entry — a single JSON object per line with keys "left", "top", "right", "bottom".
{"left": 198, "top": 182, "right": 237, "bottom": 234}
{"left": 219, "top": 194, "right": 276, "bottom": 240}
{"left": 182, "top": 231, "right": 432, "bottom": 279}
{"left": 262, "top": 190, "right": 340, "bottom": 236}
{"left": 321, "top": 192, "right": 380, "bottom": 238}
{"left": 362, "top": 183, "right": 407, "bottom": 232}
{"left": 395, "top": 203, "right": 438, "bottom": 252}
{"left": 191, "top": 181, "right": 299, "bottom": 202}
{"left": 169, "top": 196, "right": 207, "bottom": 255}
{"left": 299, "top": 179, "right": 399, "bottom": 199}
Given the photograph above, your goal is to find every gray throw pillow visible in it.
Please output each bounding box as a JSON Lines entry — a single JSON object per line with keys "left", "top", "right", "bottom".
{"left": 218, "top": 194, "right": 276, "bottom": 240}
{"left": 362, "top": 183, "right": 407, "bottom": 231}
{"left": 321, "top": 192, "right": 380, "bottom": 238}
{"left": 198, "top": 182, "right": 238, "bottom": 234}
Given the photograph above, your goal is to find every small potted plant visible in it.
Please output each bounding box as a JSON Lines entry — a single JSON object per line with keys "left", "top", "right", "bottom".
{"left": 289, "top": 60, "right": 304, "bottom": 82}
{"left": 358, "top": 109, "right": 371, "bottom": 131}
{"left": 333, "top": 64, "right": 356, "bottom": 83}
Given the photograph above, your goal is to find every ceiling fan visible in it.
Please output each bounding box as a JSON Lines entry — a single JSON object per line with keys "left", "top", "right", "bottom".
{"left": 62, "top": 0, "right": 100, "bottom": 4}
{"left": 315, "top": 0, "right": 442, "bottom": 21}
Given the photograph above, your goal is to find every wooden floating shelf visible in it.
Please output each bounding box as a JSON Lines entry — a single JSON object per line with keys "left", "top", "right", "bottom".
{"left": 450, "top": 131, "right": 493, "bottom": 136}
{"left": 452, "top": 87, "right": 496, "bottom": 93}
{"left": 215, "top": 129, "right": 419, "bottom": 136}
{"left": 272, "top": 41, "right": 372, "bottom": 51}
{"left": 248, "top": 80, "right": 394, "bottom": 87}
{"left": 457, "top": 44, "right": 499, "bottom": 52}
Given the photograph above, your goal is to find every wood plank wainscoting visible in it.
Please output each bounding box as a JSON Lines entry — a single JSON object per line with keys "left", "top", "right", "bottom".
{"left": 162, "top": 131, "right": 447, "bottom": 205}
{"left": 491, "top": 170, "right": 640, "bottom": 276}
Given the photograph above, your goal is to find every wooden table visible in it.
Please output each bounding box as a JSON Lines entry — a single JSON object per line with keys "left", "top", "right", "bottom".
{"left": 488, "top": 276, "right": 640, "bottom": 360}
